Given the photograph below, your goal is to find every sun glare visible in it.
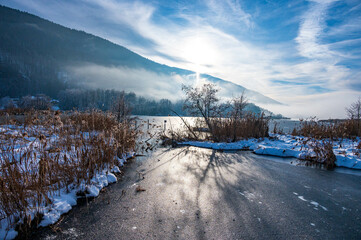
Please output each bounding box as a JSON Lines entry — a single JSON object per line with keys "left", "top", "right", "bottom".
{"left": 182, "top": 36, "right": 216, "bottom": 72}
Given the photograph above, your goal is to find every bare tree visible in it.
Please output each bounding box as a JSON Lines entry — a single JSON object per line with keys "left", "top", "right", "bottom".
{"left": 231, "top": 91, "right": 248, "bottom": 141}
{"left": 347, "top": 97, "right": 361, "bottom": 119}
{"left": 231, "top": 91, "right": 248, "bottom": 119}
{"left": 182, "top": 83, "right": 220, "bottom": 137}
{"left": 180, "top": 83, "right": 269, "bottom": 142}
{"left": 346, "top": 97, "right": 361, "bottom": 134}
{"left": 112, "top": 91, "right": 131, "bottom": 122}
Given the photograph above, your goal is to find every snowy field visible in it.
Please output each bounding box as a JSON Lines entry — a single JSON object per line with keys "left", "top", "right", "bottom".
{"left": 181, "top": 134, "right": 361, "bottom": 170}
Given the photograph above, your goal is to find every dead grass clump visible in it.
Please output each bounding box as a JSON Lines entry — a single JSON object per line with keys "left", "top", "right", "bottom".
{"left": 0, "top": 109, "right": 139, "bottom": 234}
{"left": 0, "top": 141, "right": 51, "bottom": 235}
{"left": 292, "top": 118, "right": 361, "bottom": 140}
{"left": 303, "top": 139, "right": 336, "bottom": 169}
{"left": 292, "top": 118, "right": 334, "bottom": 139}
{"left": 340, "top": 119, "right": 361, "bottom": 137}
{"left": 211, "top": 113, "right": 269, "bottom": 142}
{"left": 0, "top": 107, "right": 25, "bottom": 117}
{"left": 68, "top": 110, "right": 119, "bottom": 132}
{"left": 161, "top": 113, "right": 269, "bottom": 144}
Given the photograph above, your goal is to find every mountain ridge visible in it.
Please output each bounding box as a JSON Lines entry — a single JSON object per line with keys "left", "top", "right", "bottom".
{"left": 0, "top": 4, "right": 280, "bottom": 105}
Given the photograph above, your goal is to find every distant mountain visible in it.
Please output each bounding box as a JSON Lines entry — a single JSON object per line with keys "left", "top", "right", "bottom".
{"left": 0, "top": 5, "right": 281, "bottom": 105}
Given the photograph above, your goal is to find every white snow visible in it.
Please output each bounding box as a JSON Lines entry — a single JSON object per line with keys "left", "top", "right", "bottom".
{"left": 86, "top": 185, "right": 100, "bottom": 198}
{"left": 107, "top": 172, "right": 117, "bottom": 183}
{"left": 0, "top": 219, "right": 18, "bottom": 240}
{"left": 39, "top": 189, "right": 78, "bottom": 227}
{"left": 37, "top": 167, "right": 131, "bottom": 230}
{"left": 298, "top": 196, "right": 307, "bottom": 202}
{"left": 181, "top": 134, "right": 361, "bottom": 170}
{"left": 295, "top": 194, "right": 328, "bottom": 211}
{"left": 238, "top": 191, "right": 257, "bottom": 201}
{"left": 111, "top": 166, "right": 121, "bottom": 173}
{"left": 310, "top": 201, "right": 328, "bottom": 211}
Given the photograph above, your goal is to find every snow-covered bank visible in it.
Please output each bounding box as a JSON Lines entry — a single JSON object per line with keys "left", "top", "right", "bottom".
{"left": 38, "top": 163, "right": 123, "bottom": 227}
{"left": 0, "top": 118, "right": 137, "bottom": 240}
{"left": 0, "top": 153, "right": 133, "bottom": 240}
{"left": 180, "top": 134, "right": 361, "bottom": 170}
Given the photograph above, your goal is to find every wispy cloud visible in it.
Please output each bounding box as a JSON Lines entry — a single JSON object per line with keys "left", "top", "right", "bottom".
{"left": 1, "top": 0, "right": 361, "bottom": 118}
{"left": 295, "top": 0, "right": 336, "bottom": 59}
{"left": 205, "top": 0, "right": 253, "bottom": 28}
{"left": 293, "top": 0, "right": 361, "bottom": 93}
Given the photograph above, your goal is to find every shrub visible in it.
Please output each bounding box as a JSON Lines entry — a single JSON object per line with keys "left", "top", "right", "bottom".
{"left": 303, "top": 139, "right": 336, "bottom": 169}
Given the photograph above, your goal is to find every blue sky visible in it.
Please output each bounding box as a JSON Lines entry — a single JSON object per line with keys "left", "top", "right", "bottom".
{"left": 1, "top": 0, "right": 361, "bottom": 118}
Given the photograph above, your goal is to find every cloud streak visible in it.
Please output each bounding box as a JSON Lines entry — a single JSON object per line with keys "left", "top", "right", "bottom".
{"left": 1, "top": 0, "right": 361, "bottom": 118}
{"left": 296, "top": 0, "right": 335, "bottom": 60}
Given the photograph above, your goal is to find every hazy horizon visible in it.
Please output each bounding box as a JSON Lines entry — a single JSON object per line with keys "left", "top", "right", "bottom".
{"left": 1, "top": 0, "right": 361, "bottom": 119}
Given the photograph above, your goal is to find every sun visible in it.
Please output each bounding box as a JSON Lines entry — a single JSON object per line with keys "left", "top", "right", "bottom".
{"left": 182, "top": 36, "right": 217, "bottom": 72}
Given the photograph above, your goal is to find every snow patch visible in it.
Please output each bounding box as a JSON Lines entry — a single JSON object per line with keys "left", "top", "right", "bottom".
{"left": 298, "top": 196, "right": 307, "bottom": 202}
{"left": 111, "top": 166, "right": 121, "bottom": 173}
{"left": 182, "top": 134, "right": 361, "bottom": 170}
{"left": 107, "top": 172, "right": 117, "bottom": 183}
{"left": 310, "top": 201, "right": 328, "bottom": 211}
{"left": 0, "top": 219, "right": 18, "bottom": 240}
{"left": 239, "top": 191, "right": 257, "bottom": 201}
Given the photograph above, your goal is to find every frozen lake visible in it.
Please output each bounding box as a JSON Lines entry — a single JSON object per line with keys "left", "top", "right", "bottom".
{"left": 135, "top": 116, "right": 301, "bottom": 134}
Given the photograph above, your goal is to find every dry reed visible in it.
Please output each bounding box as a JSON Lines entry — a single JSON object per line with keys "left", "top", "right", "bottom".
{"left": 302, "top": 139, "right": 336, "bottom": 169}
{"left": 162, "top": 113, "right": 269, "bottom": 144}
{"left": 292, "top": 118, "right": 361, "bottom": 140}
{"left": 0, "top": 109, "right": 139, "bottom": 236}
